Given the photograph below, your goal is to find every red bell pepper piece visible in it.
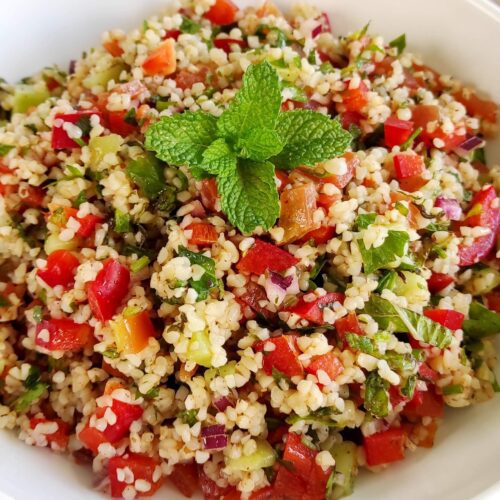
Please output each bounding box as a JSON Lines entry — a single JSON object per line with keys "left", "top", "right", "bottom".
{"left": 29, "top": 418, "right": 70, "bottom": 449}
{"left": 87, "top": 259, "right": 130, "bottom": 321}
{"left": 37, "top": 249, "right": 79, "bottom": 288}
{"left": 384, "top": 116, "right": 414, "bottom": 148}
{"left": 286, "top": 292, "right": 345, "bottom": 325}
{"left": 402, "top": 386, "right": 444, "bottom": 418}
{"left": 35, "top": 318, "right": 92, "bottom": 352}
{"left": 203, "top": 0, "right": 239, "bottom": 25}
{"left": 107, "top": 110, "right": 137, "bottom": 137}
{"left": 322, "top": 152, "right": 359, "bottom": 189}
{"left": 213, "top": 38, "right": 247, "bottom": 53}
{"left": 423, "top": 309, "right": 464, "bottom": 330}
{"left": 51, "top": 111, "right": 100, "bottom": 149}
{"left": 62, "top": 207, "right": 103, "bottom": 238}
{"left": 305, "top": 352, "right": 343, "bottom": 383}
{"left": 273, "top": 465, "right": 307, "bottom": 500}
{"left": 427, "top": 272, "right": 454, "bottom": 294}
{"left": 393, "top": 153, "right": 425, "bottom": 179}
{"left": 108, "top": 453, "right": 162, "bottom": 498}
{"left": 237, "top": 239, "right": 299, "bottom": 275}
{"left": 338, "top": 81, "right": 369, "bottom": 113}
{"left": 363, "top": 427, "right": 405, "bottom": 466}
{"left": 300, "top": 225, "right": 336, "bottom": 245}
{"left": 200, "top": 178, "right": 219, "bottom": 212}
{"left": 186, "top": 222, "right": 218, "bottom": 247}
{"left": 254, "top": 335, "right": 304, "bottom": 377}
{"left": 169, "top": 463, "right": 199, "bottom": 498}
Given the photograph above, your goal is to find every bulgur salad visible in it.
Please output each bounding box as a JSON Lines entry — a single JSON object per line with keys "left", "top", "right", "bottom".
{"left": 0, "top": 0, "right": 499, "bottom": 498}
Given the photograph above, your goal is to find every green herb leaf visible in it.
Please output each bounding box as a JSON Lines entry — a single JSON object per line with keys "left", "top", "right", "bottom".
{"left": 389, "top": 33, "right": 406, "bottom": 54}
{"left": 355, "top": 213, "right": 377, "bottom": 230}
{"left": 102, "top": 349, "right": 119, "bottom": 359}
{"left": 463, "top": 301, "right": 500, "bottom": 339}
{"left": 0, "top": 144, "right": 15, "bottom": 156}
{"left": 358, "top": 230, "right": 409, "bottom": 274}
{"left": 237, "top": 127, "right": 283, "bottom": 161}
{"left": 201, "top": 138, "right": 237, "bottom": 175}
{"left": 74, "top": 190, "right": 87, "bottom": 208}
{"left": 217, "top": 159, "right": 279, "bottom": 233}
{"left": 124, "top": 107, "right": 138, "bottom": 126}
{"left": 155, "top": 186, "right": 177, "bottom": 213}
{"left": 131, "top": 255, "right": 150, "bottom": 273}
{"left": 14, "top": 382, "right": 48, "bottom": 413}
{"left": 217, "top": 61, "right": 282, "bottom": 144}
{"left": 346, "top": 333, "right": 377, "bottom": 355}
{"left": 126, "top": 153, "right": 165, "bottom": 199}
{"left": 114, "top": 209, "right": 131, "bottom": 233}
{"left": 442, "top": 384, "right": 464, "bottom": 395}
{"left": 271, "top": 110, "right": 352, "bottom": 169}
{"left": 281, "top": 81, "right": 308, "bottom": 103}
{"left": 401, "top": 375, "right": 417, "bottom": 399}
{"left": 180, "top": 16, "right": 201, "bottom": 34}
{"left": 400, "top": 126, "right": 422, "bottom": 151}
{"left": 24, "top": 366, "right": 41, "bottom": 389}
{"left": 272, "top": 367, "right": 291, "bottom": 385}
{"left": 75, "top": 115, "right": 91, "bottom": 136}
{"left": 179, "top": 409, "right": 198, "bottom": 426}
{"left": 364, "top": 372, "right": 389, "bottom": 418}
{"left": 145, "top": 111, "right": 218, "bottom": 168}
{"left": 32, "top": 305, "right": 43, "bottom": 323}
{"left": 364, "top": 295, "right": 453, "bottom": 348}
{"left": 375, "top": 271, "right": 397, "bottom": 293}
{"left": 0, "top": 295, "right": 11, "bottom": 307}
{"left": 425, "top": 221, "right": 449, "bottom": 233}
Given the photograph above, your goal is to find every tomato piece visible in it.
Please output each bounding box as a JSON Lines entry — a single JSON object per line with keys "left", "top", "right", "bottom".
{"left": 423, "top": 309, "right": 464, "bottom": 330}
{"left": 186, "top": 222, "right": 218, "bottom": 247}
{"left": 164, "top": 29, "right": 181, "bottom": 41}
{"left": 37, "top": 249, "right": 79, "bottom": 288}
{"left": 237, "top": 239, "right": 299, "bottom": 275}
{"left": 200, "top": 178, "right": 219, "bottom": 212}
{"left": 103, "top": 39, "right": 123, "bottom": 57}
{"left": 51, "top": 110, "right": 101, "bottom": 149}
{"left": 286, "top": 292, "right": 345, "bottom": 325}
{"left": 418, "top": 363, "right": 439, "bottom": 383}
{"left": 175, "top": 67, "right": 209, "bottom": 90}
{"left": 283, "top": 432, "right": 317, "bottom": 481}
{"left": 142, "top": 40, "right": 176, "bottom": 76}
{"left": 279, "top": 183, "right": 318, "bottom": 244}
{"left": 415, "top": 420, "right": 438, "bottom": 448}
{"left": 427, "top": 272, "right": 454, "bottom": 294}
{"left": 238, "top": 281, "right": 274, "bottom": 322}
{"left": 19, "top": 185, "right": 45, "bottom": 208}
{"left": 305, "top": 352, "right": 343, "bottom": 382}
{"left": 322, "top": 152, "right": 358, "bottom": 189}
{"left": 363, "top": 428, "right": 405, "bottom": 467}
{"left": 112, "top": 311, "right": 157, "bottom": 354}
{"left": 384, "top": 116, "right": 414, "bottom": 148}
{"left": 169, "top": 463, "right": 199, "bottom": 498}
{"left": 198, "top": 465, "right": 234, "bottom": 498}
{"left": 335, "top": 312, "right": 363, "bottom": 341}
{"left": 109, "top": 453, "right": 162, "bottom": 498}
{"left": 340, "top": 111, "right": 363, "bottom": 129}
{"left": 300, "top": 225, "right": 335, "bottom": 245}
{"left": 411, "top": 104, "right": 439, "bottom": 137}
{"left": 393, "top": 153, "right": 425, "bottom": 179}
{"left": 485, "top": 292, "right": 500, "bottom": 313}
{"left": 403, "top": 386, "right": 444, "bottom": 418}
{"left": 254, "top": 335, "right": 304, "bottom": 377}
{"left": 35, "top": 318, "right": 92, "bottom": 352}
{"left": 204, "top": 0, "right": 239, "bottom": 25}
{"left": 273, "top": 464, "right": 307, "bottom": 500}
{"left": 213, "top": 38, "right": 247, "bottom": 53}
{"left": 249, "top": 485, "right": 275, "bottom": 500}
{"left": 338, "top": 81, "right": 369, "bottom": 113}
{"left": 87, "top": 259, "right": 130, "bottom": 321}
{"left": 316, "top": 193, "right": 341, "bottom": 211}
{"left": 107, "top": 109, "right": 137, "bottom": 137}
{"left": 453, "top": 89, "right": 498, "bottom": 123}
{"left": 29, "top": 418, "right": 70, "bottom": 450}
{"left": 275, "top": 169, "right": 290, "bottom": 192}
{"left": 398, "top": 174, "right": 428, "bottom": 193}
{"left": 267, "top": 424, "right": 289, "bottom": 446}
{"left": 389, "top": 385, "right": 409, "bottom": 409}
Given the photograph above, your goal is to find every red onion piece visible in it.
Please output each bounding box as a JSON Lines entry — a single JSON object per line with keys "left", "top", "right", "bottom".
{"left": 320, "top": 12, "right": 332, "bottom": 33}
{"left": 201, "top": 424, "right": 226, "bottom": 437}
{"left": 213, "top": 396, "right": 233, "bottom": 412}
{"left": 203, "top": 433, "right": 228, "bottom": 450}
{"left": 453, "top": 136, "right": 484, "bottom": 157}
{"left": 435, "top": 197, "right": 463, "bottom": 221}
{"left": 311, "top": 23, "right": 323, "bottom": 39}
{"left": 270, "top": 272, "right": 294, "bottom": 290}
{"left": 69, "top": 60, "right": 76, "bottom": 75}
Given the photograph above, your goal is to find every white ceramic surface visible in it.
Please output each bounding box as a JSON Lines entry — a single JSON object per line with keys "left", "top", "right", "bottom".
{"left": 0, "top": 1, "right": 499, "bottom": 499}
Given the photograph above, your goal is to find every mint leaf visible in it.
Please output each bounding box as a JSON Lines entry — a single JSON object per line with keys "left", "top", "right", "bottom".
{"left": 364, "top": 295, "right": 453, "bottom": 348}
{"left": 389, "top": 33, "right": 406, "bottom": 54}
{"left": 355, "top": 213, "right": 377, "bottom": 229}
{"left": 202, "top": 138, "right": 237, "bottom": 175}
{"left": 14, "top": 382, "right": 48, "bottom": 413}
{"left": 463, "top": 301, "right": 500, "bottom": 339}
{"left": 271, "top": 110, "right": 352, "bottom": 169}
{"left": 218, "top": 61, "right": 281, "bottom": 142}
{"left": 364, "top": 372, "right": 389, "bottom": 418}
{"left": 237, "top": 127, "right": 283, "bottom": 161}
{"left": 217, "top": 159, "right": 279, "bottom": 233}
{"left": 126, "top": 153, "right": 165, "bottom": 199}
{"left": 357, "top": 230, "right": 409, "bottom": 274}
{"left": 145, "top": 111, "right": 218, "bottom": 167}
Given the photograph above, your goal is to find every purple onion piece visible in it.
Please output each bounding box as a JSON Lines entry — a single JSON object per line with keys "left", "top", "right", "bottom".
{"left": 435, "top": 196, "right": 463, "bottom": 221}
{"left": 320, "top": 12, "right": 332, "bottom": 32}
{"left": 453, "top": 136, "right": 485, "bottom": 157}
{"left": 213, "top": 396, "right": 233, "bottom": 412}
{"left": 270, "top": 272, "right": 293, "bottom": 290}
{"left": 201, "top": 424, "right": 226, "bottom": 437}
{"left": 68, "top": 60, "right": 76, "bottom": 75}
{"left": 311, "top": 23, "right": 323, "bottom": 39}
{"left": 203, "top": 434, "right": 228, "bottom": 450}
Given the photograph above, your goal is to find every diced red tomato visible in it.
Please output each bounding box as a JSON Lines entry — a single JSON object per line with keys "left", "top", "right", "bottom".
{"left": 273, "top": 464, "right": 307, "bottom": 500}
{"left": 35, "top": 318, "right": 92, "bottom": 352}
{"left": 237, "top": 239, "right": 299, "bottom": 275}
{"left": 335, "top": 312, "right": 364, "bottom": 347}
{"left": 198, "top": 465, "right": 235, "bottom": 498}
{"left": 103, "top": 39, "right": 124, "bottom": 57}
{"left": 453, "top": 89, "right": 498, "bottom": 123}
{"left": 51, "top": 111, "right": 101, "bottom": 149}
{"left": 79, "top": 397, "right": 143, "bottom": 452}
{"left": 427, "top": 272, "right": 454, "bottom": 294}
{"left": 203, "top": 0, "right": 239, "bottom": 25}
{"left": 389, "top": 192, "right": 421, "bottom": 228}
{"left": 399, "top": 174, "right": 428, "bottom": 193}
{"left": 322, "top": 152, "right": 359, "bottom": 189}
{"left": 87, "top": 259, "right": 130, "bottom": 321}
{"left": 142, "top": 40, "right": 176, "bottom": 76}
{"left": 414, "top": 421, "right": 438, "bottom": 448}
{"left": 169, "top": 462, "right": 199, "bottom": 498}
{"left": 393, "top": 153, "right": 425, "bottom": 179}
{"left": 389, "top": 386, "right": 408, "bottom": 409}
{"left": 402, "top": 386, "right": 444, "bottom": 419}
{"left": 305, "top": 352, "right": 343, "bottom": 383}
{"left": 108, "top": 453, "right": 162, "bottom": 498}
{"left": 424, "top": 309, "right": 464, "bottom": 330}
{"left": 186, "top": 222, "right": 218, "bottom": 247}
{"left": 267, "top": 424, "right": 289, "bottom": 446}
{"left": 200, "top": 178, "right": 219, "bottom": 212}
{"left": 238, "top": 281, "right": 274, "bottom": 322}
{"left": 164, "top": 29, "right": 181, "bottom": 40}
{"left": 18, "top": 185, "right": 45, "bottom": 208}
{"left": 338, "top": 81, "right": 369, "bottom": 113}
{"left": 107, "top": 109, "right": 137, "bottom": 137}
{"left": 428, "top": 128, "right": 466, "bottom": 152}
{"left": 286, "top": 292, "right": 345, "bottom": 325}
{"left": 275, "top": 170, "right": 290, "bottom": 192}
{"left": 458, "top": 185, "right": 500, "bottom": 266}
{"left": 30, "top": 418, "right": 70, "bottom": 450}
{"left": 37, "top": 250, "right": 79, "bottom": 288}
{"left": 340, "top": 111, "right": 363, "bottom": 129}
{"left": 300, "top": 225, "right": 336, "bottom": 245}
{"left": 175, "top": 67, "right": 210, "bottom": 90}
{"left": 418, "top": 363, "right": 439, "bottom": 383}
{"left": 384, "top": 116, "right": 414, "bottom": 148}
{"left": 61, "top": 207, "right": 103, "bottom": 238}
{"left": 279, "top": 183, "right": 318, "bottom": 244}
{"left": 254, "top": 335, "right": 304, "bottom": 377}
{"left": 249, "top": 486, "right": 275, "bottom": 500}
{"left": 113, "top": 310, "right": 157, "bottom": 354}
{"left": 485, "top": 292, "right": 500, "bottom": 313}
{"left": 214, "top": 38, "right": 247, "bottom": 53}
{"left": 363, "top": 428, "right": 405, "bottom": 467}
{"left": 316, "top": 193, "right": 341, "bottom": 211}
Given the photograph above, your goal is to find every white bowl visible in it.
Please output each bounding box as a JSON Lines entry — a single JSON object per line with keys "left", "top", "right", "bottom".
{"left": 1, "top": 1, "right": 499, "bottom": 499}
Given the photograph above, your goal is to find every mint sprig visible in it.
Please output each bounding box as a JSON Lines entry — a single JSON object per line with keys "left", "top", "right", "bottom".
{"left": 145, "top": 61, "right": 352, "bottom": 233}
